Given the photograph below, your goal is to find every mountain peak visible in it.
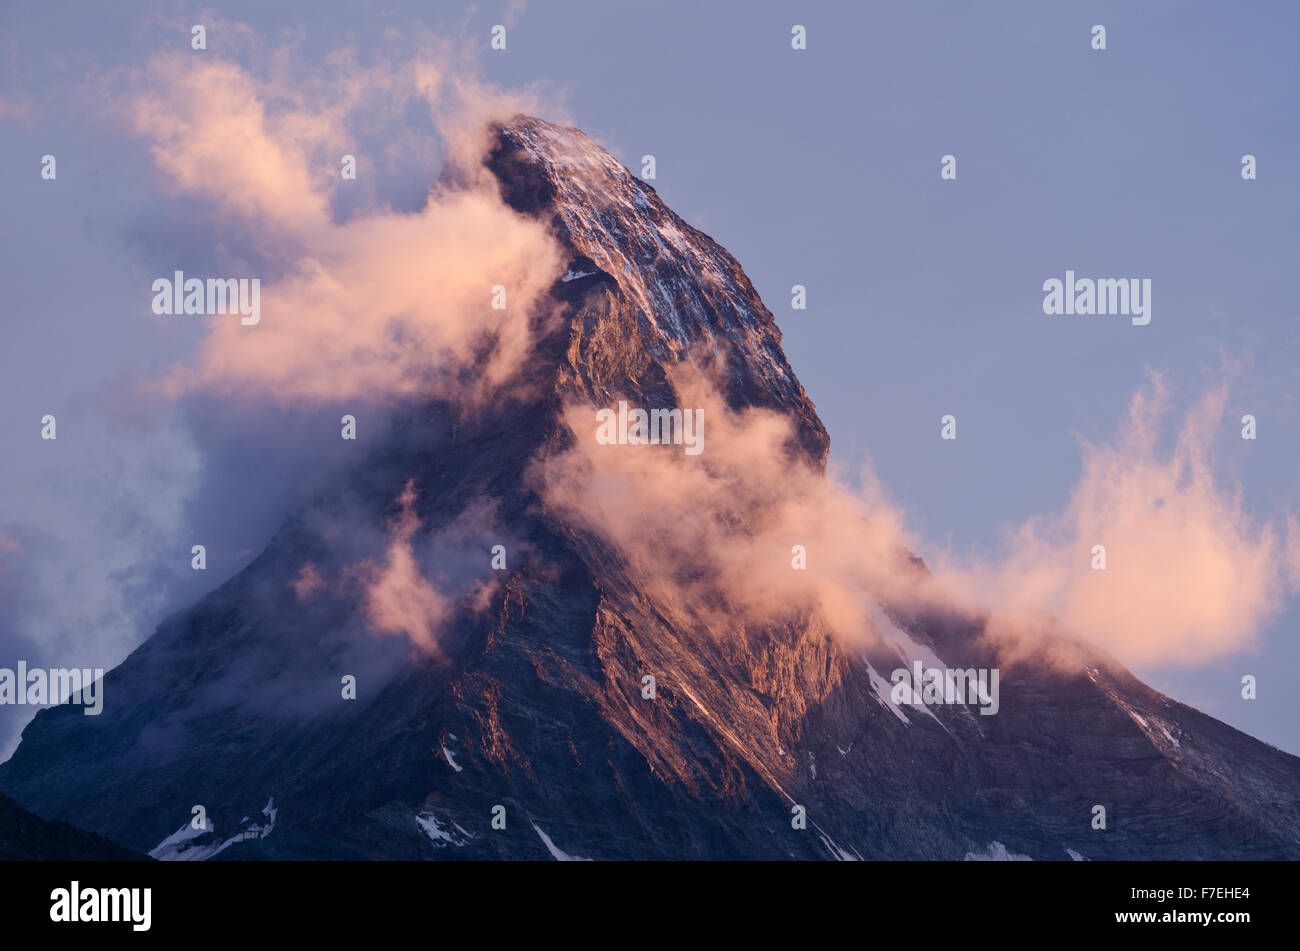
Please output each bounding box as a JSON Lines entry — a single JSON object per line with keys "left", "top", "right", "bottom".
{"left": 5, "top": 117, "right": 1297, "bottom": 864}
{"left": 488, "top": 116, "right": 635, "bottom": 218}
{"left": 487, "top": 115, "right": 829, "bottom": 462}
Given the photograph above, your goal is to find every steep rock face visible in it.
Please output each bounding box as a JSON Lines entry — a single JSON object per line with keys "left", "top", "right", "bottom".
{"left": 2, "top": 117, "right": 1298, "bottom": 861}
{"left": 488, "top": 117, "right": 829, "bottom": 464}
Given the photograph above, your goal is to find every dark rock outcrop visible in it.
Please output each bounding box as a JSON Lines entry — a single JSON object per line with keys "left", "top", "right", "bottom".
{"left": 0, "top": 791, "right": 146, "bottom": 861}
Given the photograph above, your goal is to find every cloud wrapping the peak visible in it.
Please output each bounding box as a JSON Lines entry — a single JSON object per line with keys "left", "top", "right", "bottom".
{"left": 72, "top": 25, "right": 1296, "bottom": 682}
{"left": 119, "top": 41, "right": 568, "bottom": 407}
{"left": 537, "top": 369, "right": 923, "bottom": 647}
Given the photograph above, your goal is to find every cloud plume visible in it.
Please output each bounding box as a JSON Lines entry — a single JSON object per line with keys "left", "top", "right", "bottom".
{"left": 937, "top": 374, "right": 1291, "bottom": 667}
{"left": 119, "top": 41, "right": 567, "bottom": 408}
{"left": 537, "top": 367, "right": 924, "bottom": 647}
{"left": 362, "top": 481, "right": 452, "bottom": 655}
{"left": 539, "top": 366, "right": 1294, "bottom": 671}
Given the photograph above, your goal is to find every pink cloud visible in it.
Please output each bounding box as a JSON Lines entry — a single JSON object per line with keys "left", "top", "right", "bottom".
{"left": 938, "top": 374, "right": 1290, "bottom": 667}
{"left": 362, "top": 481, "right": 451, "bottom": 656}
{"left": 536, "top": 365, "right": 923, "bottom": 648}
{"left": 290, "top": 562, "right": 327, "bottom": 601}
{"left": 538, "top": 366, "right": 1293, "bottom": 670}
{"left": 119, "top": 43, "right": 567, "bottom": 407}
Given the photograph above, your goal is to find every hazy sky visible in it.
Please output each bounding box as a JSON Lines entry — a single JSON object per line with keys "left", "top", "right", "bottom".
{"left": 2, "top": 0, "right": 1298, "bottom": 755}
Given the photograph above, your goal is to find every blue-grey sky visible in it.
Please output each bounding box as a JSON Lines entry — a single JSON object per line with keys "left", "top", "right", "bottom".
{"left": 1, "top": 0, "right": 1298, "bottom": 755}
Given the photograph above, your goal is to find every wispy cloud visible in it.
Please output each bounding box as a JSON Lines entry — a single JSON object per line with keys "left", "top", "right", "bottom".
{"left": 539, "top": 364, "right": 1294, "bottom": 670}
{"left": 937, "top": 373, "right": 1291, "bottom": 667}
{"left": 115, "top": 35, "right": 568, "bottom": 407}
{"left": 362, "top": 481, "right": 452, "bottom": 655}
